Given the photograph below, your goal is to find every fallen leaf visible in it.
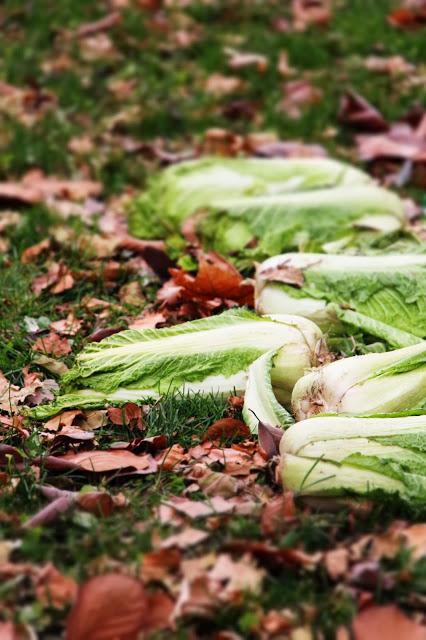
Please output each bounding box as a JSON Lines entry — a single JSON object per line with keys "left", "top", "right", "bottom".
{"left": 50, "top": 314, "right": 82, "bottom": 336}
{"left": 209, "top": 553, "right": 265, "bottom": 598}
{"left": 128, "top": 311, "right": 166, "bottom": 330}
{"left": 277, "top": 51, "right": 295, "bottom": 76}
{"left": 281, "top": 80, "right": 323, "bottom": 119}
{"left": 66, "top": 573, "right": 147, "bottom": 640}
{"left": 364, "top": 55, "right": 415, "bottom": 75}
{"left": 161, "top": 527, "right": 209, "bottom": 549}
{"left": 143, "top": 591, "right": 175, "bottom": 635}
{"left": 388, "top": 1, "right": 426, "bottom": 29}
{"left": 119, "top": 281, "right": 145, "bottom": 306}
{"left": 353, "top": 604, "right": 426, "bottom": 640}
{"left": 73, "top": 11, "right": 122, "bottom": 38}
{"left": 324, "top": 548, "right": 349, "bottom": 580}
{"left": 21, "top": 238, "right": 51, "bottom": 263}
{"left": 226, "top": 48, "right": 268, "bottom": 73}
{"left": 59, "top": 450, "right": 157, "bottom": 474}
{"left": 261, "top": 492, "right": 295, "bottom": 535}
{"left": 164, "top": 495, "right": 233, "bottom": 519}
{"left": 204, "top": 74, "right": 243, "bottom": 97}
{"left": 32, "top": 262, "right": 75, "bottom": 296}
{"left": 158, "top": 252, "right": 254, "bottom": 318}
{"left": 77, "top": 491, "right": 115, "bottom": 517}
{"left": 204, "top": 418, "right": 250, "bottom": 441}
{"left": 173, "top": 575, "right": 217, "bottom": 619}
{"left": 44, "top": 410, "right": 83, "bottom": 432}
{"left": 258, "top": 422, "right": 284, "bottom": 458}
{"left": 202, "top": 128, "right": 244, "bottom": 156}
{"left": 141, "top": 548, "right": 182, "bottom": 582}
{"left": 107, "top": 404, "right": 144, "bottom": 429}
{"left": 339, "top": 90, "right": 388, "bottom": 132}
{"left": 35, "top": 563, "right": 78, "bottom": 609}
{"left": 292, "top": 0, "right": 331, "bottom": 31}
{"left": 258, "top": 262, "right": 305, "bottom": 287}
{"left": 32, "top": 332, "right": 71, "bottom": 357}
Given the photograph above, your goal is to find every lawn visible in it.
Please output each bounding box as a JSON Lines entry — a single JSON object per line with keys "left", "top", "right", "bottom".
{"left": 0, "top": 1, "right": 426, "bottom": 638}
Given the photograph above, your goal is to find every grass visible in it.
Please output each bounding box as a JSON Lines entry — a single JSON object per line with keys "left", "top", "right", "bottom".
{"left": 1, "top": 0, "right": 426, "bottom": 637}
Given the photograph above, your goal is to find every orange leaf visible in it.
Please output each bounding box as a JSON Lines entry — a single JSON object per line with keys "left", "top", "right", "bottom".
{"left": 66, "top": 573, "right": 147, "bottom": 640}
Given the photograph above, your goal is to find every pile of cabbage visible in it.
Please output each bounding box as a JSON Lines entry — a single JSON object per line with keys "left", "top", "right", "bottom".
{"left": 33, "top": 156, "right": 426, "bottom": 505}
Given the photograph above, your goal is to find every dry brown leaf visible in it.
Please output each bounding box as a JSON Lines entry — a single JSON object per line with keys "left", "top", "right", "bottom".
{"left": 258, "top": 262, "right": 305, "bottom": 287}
{"left": 281, "top": 80, "right": 323, "bottom": 119}
{"left": 173, "top": 575, "right": 217, "bottom": 619}
{"left": 73, "top": 11, "right": 122, "bottom": 38}
{"left": 35, "top": 563, "right": 78, "bottom": 609}
{"left": 141, "top": 548, "right": 182, "bottom": 582}
{"left": 324, "top": 548, "right": 349, "bottom": 580}
{"left": 202, "top": 128, "right": 244, "bottom": 156}
{"left": 292, "top": 0, "right": 331, "bottom": 31}
{"left": 32, "top": 262, "right": 75, "bottom": 296}
{"left": 68, "top": 135, "right": 94, "bottom": 155}
{"left": 32, "top": 332, "right": 71, "bottom": 357}
{"left": 209, "top": 553, "right": 265, "bottom": 598}
{"left": 204, "top": 74, "right": 243, "bottom": 96}
{"left": 60, "top": 450, "right": 157, "bottom": 473}
{"left": 21, "top": 238, "right": 51, "bottom": 264}
{"left": 44, "top": 409, "right": 83, "bottom": 432}
{"left": 66, "top": 573, "right": 147, "bottom": 640}
{"left": 107, "top": 404, "right": 144, "bottom": 429}
{"left": 158, "top": 252, "right": 254, "bottom": 318}
{"left": 50, "top": 314, "right": 82, "bottom": 336}
{"left": 261, "top": 493, "right": 295, "bottom": 535}
{"left": 142, "top": 591, "right": 175, "bottom": 635}
{"left": 277, "top": 51, "right": 295, "bottom": 76}
{"left": 364, "top": 55, "right": 415, "bottom": 75}
{"left": 160, "top": 527, "right": 209, "bottom": 549}
{"left": 204, "top": 418, "right": 250, "bottom": 441}
{"left": 164, "top": 495, "right": 233, "bottom": 520}
{"left": 339, "top": 90, "right": 388, "bottom": 132}
{"left": 119, "top": 281, "right": 145, "bottom": 306}
{"left": 388, "top": 2, "right": 426, "bottom": 29}
{"left": 226, "top": 49, "right": 269, "bottom": 73}
{"left": 128, "top": 311, "right": 166, "bottom": 330}
{"left": 353, "top": 604, "right": 426, "bottom": 640}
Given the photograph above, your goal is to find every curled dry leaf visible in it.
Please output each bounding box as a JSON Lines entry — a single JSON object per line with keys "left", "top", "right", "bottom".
{"left": 66, "top": 573, "right": 147, "bottom": 640}
{"left": 258, "top": 421, "right": 284, "bottom": 459}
